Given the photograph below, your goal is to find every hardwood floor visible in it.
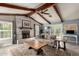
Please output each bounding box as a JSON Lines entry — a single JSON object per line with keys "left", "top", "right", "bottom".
{"left": 66, "top": 43, "right": 79, "bottom": 55}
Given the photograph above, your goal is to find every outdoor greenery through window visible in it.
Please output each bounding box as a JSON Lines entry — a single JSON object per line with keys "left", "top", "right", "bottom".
{"left": 0, "top": 21, "right": 12, "bottom": 39}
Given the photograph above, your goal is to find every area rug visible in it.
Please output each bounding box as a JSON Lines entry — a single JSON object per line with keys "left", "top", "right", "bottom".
{"left": 40, "top": 45, "right": 79, "bottom": 56}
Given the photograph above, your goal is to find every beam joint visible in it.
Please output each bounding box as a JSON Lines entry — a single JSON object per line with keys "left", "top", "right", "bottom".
{"left": 37, "top": 13, "right": 51, "bottom": 24}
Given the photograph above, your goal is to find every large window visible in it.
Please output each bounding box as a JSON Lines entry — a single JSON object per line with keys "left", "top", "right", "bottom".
{"left": 51, "top": 24, "right": 63, "bottom": 36}
{"left": 0, "top": 21, "right": 12, "bottom": 40}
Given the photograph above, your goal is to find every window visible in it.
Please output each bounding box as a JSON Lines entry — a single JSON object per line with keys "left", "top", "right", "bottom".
{"left": 0, "top": 21, "right": 12, "bottom": 40}
{"left": 51, "top": 24, "right": 63, "bottom": 36}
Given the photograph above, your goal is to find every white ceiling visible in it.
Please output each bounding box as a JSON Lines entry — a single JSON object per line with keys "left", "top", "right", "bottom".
{"left": 40, "top": 6, "right": 61, "bottom": 23}
{"left": 31, "top": 13, "right": 48, "bottom": 24}
{"left": 0, "top": 6, "right": 31, "bottom": 14}
{"left": 57, "top": 3, "right": 79, "bottom": 21}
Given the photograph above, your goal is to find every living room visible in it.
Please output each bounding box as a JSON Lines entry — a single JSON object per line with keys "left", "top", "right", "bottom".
{"left": 0, "top": 3, "right": 79, "bottom": 56}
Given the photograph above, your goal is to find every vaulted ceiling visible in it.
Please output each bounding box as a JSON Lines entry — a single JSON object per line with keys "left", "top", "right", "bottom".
{"left": 57, "top": 3, "right": 79, "bottom": 21}
{"left": 0, "top": 3, "right": 79, "bottom": 24}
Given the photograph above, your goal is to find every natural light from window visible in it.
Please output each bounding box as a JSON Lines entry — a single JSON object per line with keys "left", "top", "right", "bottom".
{"left": 0, "top": 21, "right": 12, "bottom": 40}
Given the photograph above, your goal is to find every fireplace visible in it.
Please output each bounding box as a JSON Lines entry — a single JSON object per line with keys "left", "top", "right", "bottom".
{"left": 22, "top": 31, "right": 30, "bottom": 39}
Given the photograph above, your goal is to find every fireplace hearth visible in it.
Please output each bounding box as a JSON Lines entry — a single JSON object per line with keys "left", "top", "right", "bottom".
{"left": 22, "top": 31, "right": 30, "bottom": 39}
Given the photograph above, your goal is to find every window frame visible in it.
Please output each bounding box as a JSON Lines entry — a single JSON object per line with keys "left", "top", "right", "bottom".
{"left": 0, "top": 21, "right": 12, "bottom": 40}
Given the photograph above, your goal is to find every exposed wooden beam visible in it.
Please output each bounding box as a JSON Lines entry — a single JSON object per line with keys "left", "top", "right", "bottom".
{"left": 37, "top": 13, "right": 51, "bottom": 24}
{"left": 0, "top": 13, "right": 27, "bottom": 16}
{"left": 37, "top": 3, "right": 55, "bottom": 11}
{"left": 0, "top": 3, "right": 36, "bottom": 11}
{"left": 53, "top": 4, "right": 64, "bottom": 22}
{"left": 27, "top": 3, "right": 55, "bottom": 16}
{"left": 25, "top": 16, "right": 43, "bottom": 25}
{"left": 27, "top": 11, "right": 34, "bottom": 16}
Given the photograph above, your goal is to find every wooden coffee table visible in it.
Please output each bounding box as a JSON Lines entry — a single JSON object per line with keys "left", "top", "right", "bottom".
{"left": 28, "top": 40, "right": 48, "bottom": 55}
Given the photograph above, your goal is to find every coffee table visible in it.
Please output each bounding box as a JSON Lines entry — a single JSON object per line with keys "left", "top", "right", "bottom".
{"left": 26, "top": 40, "right": 47, "bottom": 55}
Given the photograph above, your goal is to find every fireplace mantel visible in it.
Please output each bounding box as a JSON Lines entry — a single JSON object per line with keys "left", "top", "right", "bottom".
{"left": 19, "top": 27, "right": 32, "bottom": 29}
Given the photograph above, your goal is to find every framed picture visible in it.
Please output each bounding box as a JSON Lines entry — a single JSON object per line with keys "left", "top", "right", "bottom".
{"left": 22, "top": 20, "right": 31, "bottom": 28}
